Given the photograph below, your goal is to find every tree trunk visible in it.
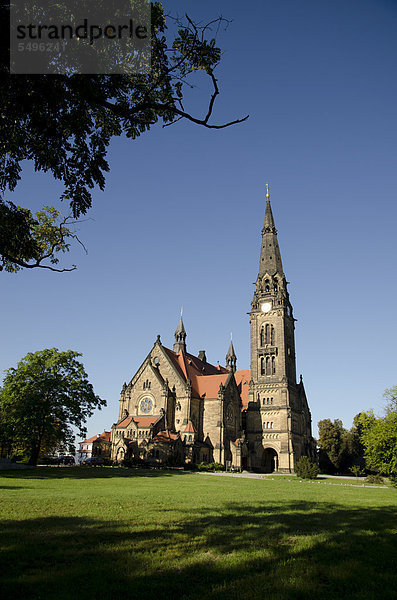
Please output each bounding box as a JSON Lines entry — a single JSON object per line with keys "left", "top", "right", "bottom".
{"left": 29, "top": 438, "right": 42, "bottom": 465}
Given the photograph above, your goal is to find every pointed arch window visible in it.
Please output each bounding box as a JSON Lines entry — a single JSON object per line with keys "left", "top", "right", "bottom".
{"left": 272, "top": 356, "right": 276, "bottom": 374}
{"left": 265, "top": 324, "right": 270, "bottom": 344}
{"left": 260, "top": 327, "right": 265, "bottom": 346}
{"left": 270, "top": 326, "right": 275, "bottom": 345}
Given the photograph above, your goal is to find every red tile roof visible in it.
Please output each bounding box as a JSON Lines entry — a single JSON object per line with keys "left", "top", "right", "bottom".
{"left": 183, "top": 420, "right": 197, "bottom": 434}
{"left": 82, "top": 431, "right": 111, "bottom": 444}
{"left": 193, "top": 373, "right": 229, "bottom": 398}
{"left": 163, "top": 346, "right": 228, "bottom": 396}
{"left": 132, "top": 415, "right": 161, "bottom": 428}
{"left": 116, "top": 415, "right": 161, "bottom": 429}
{"left": 151, "top": 430, "right": 179, "bottom": 443}
{"left": 234, "top": 369, "right": 251, "bottom": 409}
{"left": 116, "top": 416, "right": 133, "bottom": 428}
{"left": 162, "top": 346, "right": 231, "bottom": 398}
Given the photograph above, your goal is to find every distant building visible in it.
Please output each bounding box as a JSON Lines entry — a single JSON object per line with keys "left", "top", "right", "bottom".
{"left": 110, "top": 187, "right": 316, "bottom": 472}
{"left": 78, "top": 431, "right": 111, "bottom": 462}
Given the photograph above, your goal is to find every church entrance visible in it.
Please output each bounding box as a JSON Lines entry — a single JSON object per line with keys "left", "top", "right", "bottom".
{"left": 261, "top": 447, "right": 278, "bottom": 473}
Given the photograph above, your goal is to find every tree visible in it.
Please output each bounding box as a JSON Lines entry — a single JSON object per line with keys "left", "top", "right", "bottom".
{"left": 356, "top": 402, "right": 397, "bottom": 480}
{"left": 317, "top": 418, "right": 364, "bottom": 474}
{"left": 384, "top": 385, "right": 397, "bottom": 414}
{"left": 0, "top": 348, "right": 105, "bottom": 465}
{"left": 1, "top": 2, "right": 248, "bottom": 272}
{"left": 295, "top": 456, "right": 319, "bottom": 479}
{"left": 317, "top": 419, "right": 346, "bottom": 473}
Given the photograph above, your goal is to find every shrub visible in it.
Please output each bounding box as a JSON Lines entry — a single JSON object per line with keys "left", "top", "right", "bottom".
{"left": 295, "top": 456, "right": 319, "bottom": 479}
{"left": 350, "top": 465, "right": 365, "bottom": 478}
{"left": 184, "top": 462, "right": 198, "bottom": 471}
{"left": 389, "top": 475, "right": 397, "bottom": 488}
{"left": 365, "top": 474, "right": 384, "bottom": 485}
{"left": 212, "top": 462, "right": 225, "bottom": 471}
{"left": 195, "top": 462, "right": 225, "bottom": 472}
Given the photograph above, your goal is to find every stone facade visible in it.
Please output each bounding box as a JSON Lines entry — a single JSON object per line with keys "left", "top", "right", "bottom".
{"left": 110, "top": 188, "right": 315, "bottom": 472}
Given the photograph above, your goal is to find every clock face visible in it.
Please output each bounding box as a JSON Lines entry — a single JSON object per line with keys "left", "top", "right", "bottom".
{"left": 140, "top": 397, "right": 153, "bottom": 414}
{"left": 261, "top": 302, "right": 272, "bottom": 313}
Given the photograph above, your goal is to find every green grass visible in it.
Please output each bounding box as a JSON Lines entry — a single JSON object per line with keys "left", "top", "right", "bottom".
{"left": 0, "top": 468, "right": 396, "bottom": 600}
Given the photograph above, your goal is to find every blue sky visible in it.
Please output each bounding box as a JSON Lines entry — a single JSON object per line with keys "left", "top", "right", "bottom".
{"left": 2, "top": 0, "right": 397, "bottom": 441}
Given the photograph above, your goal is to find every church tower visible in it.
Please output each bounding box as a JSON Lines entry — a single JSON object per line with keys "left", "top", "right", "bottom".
{"left": 246, "top": 184, "right": 315, "bottom": 472}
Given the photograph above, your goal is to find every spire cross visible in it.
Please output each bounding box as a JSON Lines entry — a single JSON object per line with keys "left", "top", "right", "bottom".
{"left": 265, "top": 183, "right": 270, "bottom": 200}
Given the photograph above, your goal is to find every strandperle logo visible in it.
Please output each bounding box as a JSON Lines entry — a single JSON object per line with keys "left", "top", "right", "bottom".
{"left": 15, "top": 19, "right": 148, "bottom": 46}
{"left": 10, "top": 0, "right": 151, "bottom": 74}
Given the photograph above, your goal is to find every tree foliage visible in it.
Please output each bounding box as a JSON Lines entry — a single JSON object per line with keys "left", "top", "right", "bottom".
{"left": 356, "top": 402, "right": 397, "bottom": 479}
{"left": 0, "top": 348, "right": 105, "bottom": 464}
{"left": 0, "top": 2, "right": 248, "bottom": 272}
{"left": 295, "top": 456, "right": 319, "bottom": 479}
{"left": 317, "top": 418, "right": 364, "bottom": 474}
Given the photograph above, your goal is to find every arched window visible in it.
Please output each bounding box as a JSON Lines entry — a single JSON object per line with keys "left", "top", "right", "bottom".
{"left": 266, "top": 357, "right": 270, "bottom": 375}
{"left": 272, "top": 357, "right": 276, "bottom": 374}
{"left": 261, "top": 357, "right": 265, "bottom": 375}
{"left": 270, "top": 326, "right": 275, "bottom": 345}
{"left": 260, "top": 327, "right": 265, "bottom": 346}
{"left": 270, "top": 397, "right": 273, "bottom": 405}
{"left": 265, "top": 324, "right": 270, "bottom": 344}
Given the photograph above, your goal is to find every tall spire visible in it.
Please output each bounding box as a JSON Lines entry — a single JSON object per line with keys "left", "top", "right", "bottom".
{"left": 173, "top": 309, "right": 187, "bottom": 353}
{"left": 226, "top": 333, "right": 237, "bottom": 373}
{"left": 259, "top": 183, "right": 284, "bottom": 277}
{"left": 263, "top": 183, "right": 276, "bottom": 232}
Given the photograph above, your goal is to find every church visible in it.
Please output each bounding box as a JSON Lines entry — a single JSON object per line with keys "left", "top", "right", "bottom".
{"left": 110, "top": 187, "right": 316, "bottom": 472}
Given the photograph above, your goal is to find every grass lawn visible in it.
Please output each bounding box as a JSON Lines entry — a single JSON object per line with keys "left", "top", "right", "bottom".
{"left": 0, "top": 468, "right": 396, "bottom": 600}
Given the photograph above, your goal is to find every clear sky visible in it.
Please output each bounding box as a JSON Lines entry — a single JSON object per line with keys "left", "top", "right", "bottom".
{"left": 2, "top": 0, "right": 397, "bottom": 442}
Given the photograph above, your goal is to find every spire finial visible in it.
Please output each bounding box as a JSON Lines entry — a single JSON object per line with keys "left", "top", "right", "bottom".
{"left": 265, "top": 182, "right": 270, "bottom": 200}
{"left": 180, "top": 306, "right": 183, "bottom": 318}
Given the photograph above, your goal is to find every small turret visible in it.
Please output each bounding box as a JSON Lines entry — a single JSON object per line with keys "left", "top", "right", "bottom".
{"left": 173, "top": 309, "right": 187, "bottom": 354}
{"left": 226, "top": 333, "right": 237, "bottom": 373}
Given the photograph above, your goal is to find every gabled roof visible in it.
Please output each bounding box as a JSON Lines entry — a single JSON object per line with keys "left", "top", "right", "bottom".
{"left": 162, "top": 345, "right": 229, "bottom": 397}
{"left": 82, "top": 431, "right": 111, "bottom": 444}
{"left": 133, "top": 415, "right": 162, "bottom": 428}
{"left": 151, "top": 430, "right": 180, "bottom": 444}
{"left": 116, "top": 416, "right": 133, "bottom": 429}
{"left": 116, "top": 415, "right": 162, "bottom": 429}
{"left": 183, "top": 420, "right": 197, "bottom": 434}
{"left": 193, "top": 373, "right": 229, "bottom": 399}
{"left": 234, "top": 369, "right": 251, "bottom": 409}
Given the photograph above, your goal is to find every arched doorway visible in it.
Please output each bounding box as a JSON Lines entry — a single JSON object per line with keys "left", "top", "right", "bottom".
{"left": 261, "top": 447, "right": 278, "bottom": 473}
{"left": 116, "top": 447, "right": 125, "bottom": 463}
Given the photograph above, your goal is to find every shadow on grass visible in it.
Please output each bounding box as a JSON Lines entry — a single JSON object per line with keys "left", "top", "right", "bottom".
{"left": 0, "top": 466, "right": 189, "bottom": 480}
{"left": 0, "top": 500, "right": 396, "bottom": 600}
